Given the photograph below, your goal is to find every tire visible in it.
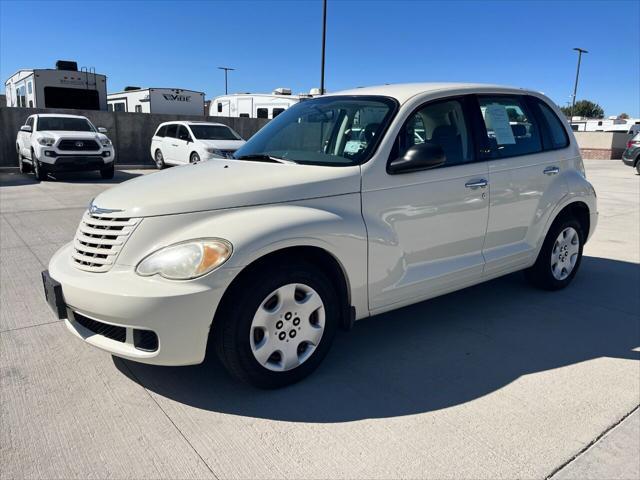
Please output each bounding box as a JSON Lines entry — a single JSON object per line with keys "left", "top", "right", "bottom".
{"left": 190, "top": 152, "right": 200, "bottom": 164}
{"left": 100, "top": 163, "right": 115, "bottom": 179}
{"left": 525, "top": 216, "right": 584, "bottom": 290}
{"left": 32, "top": 152, "right": 47, "bottom": 181}
{"left": 154, "top": 149, "right": 165, "bottom": 169}
{"left": 17, "top": 148, "right": 30, "bottom": 173}
{"left": 213, "top": 261, "right": 340, "bottom": 388}
{"left": 635, "top": 159, "right": 640, "bottom": 175}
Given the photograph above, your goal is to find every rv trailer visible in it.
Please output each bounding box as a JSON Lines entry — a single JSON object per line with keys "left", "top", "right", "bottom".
{"left": 107, "top": 87, "right": 205, "bottom": 115}
{"left": 4, "top": 60, "right": 108, "bottom": 110}
{"left": 210, "top": 88, "right": 319, "bottom": 119}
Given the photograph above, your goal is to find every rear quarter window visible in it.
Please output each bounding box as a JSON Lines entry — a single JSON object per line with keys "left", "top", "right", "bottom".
{"left": 532, "top": 98, "right": 570, "bottom": 150}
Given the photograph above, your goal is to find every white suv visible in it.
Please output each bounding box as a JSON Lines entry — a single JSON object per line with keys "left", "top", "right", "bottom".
{"left": 44, "top": 83, "right": 597, "bottom": 388}
{"left": 150, "top": 121, "right": 245, "bottom": 168}
{"left": 16, "top": 114, "right": 115, "bottom": 180}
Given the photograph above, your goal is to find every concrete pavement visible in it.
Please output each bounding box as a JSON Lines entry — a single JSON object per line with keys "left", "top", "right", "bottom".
{"left": 1, "top": 162, "right": 638, "bottom": 479}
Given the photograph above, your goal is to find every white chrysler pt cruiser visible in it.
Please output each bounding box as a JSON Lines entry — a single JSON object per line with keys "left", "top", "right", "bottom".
{"left": 44, "top": 83, "right": 598, "bottom": 388}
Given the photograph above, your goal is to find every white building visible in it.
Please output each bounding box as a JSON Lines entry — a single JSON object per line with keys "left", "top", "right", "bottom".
{"left": 210, "top": 88, "right": 319, "bottom": 119}
{"left": 570, "top": 115, "right": 640, "bottom": 133}
{"left": 4, "top": 60, "right": 108, "bottom": 110}
{"left": 107, "top": 87, "right": 205, "bottom": 115}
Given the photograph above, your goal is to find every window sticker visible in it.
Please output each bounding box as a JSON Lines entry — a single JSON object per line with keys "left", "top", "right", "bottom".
{"left": 485, "top": 103, "right": 516, "bottom": 145}
{"left": 344, "top": 140, "right": 365, "bottom": 154}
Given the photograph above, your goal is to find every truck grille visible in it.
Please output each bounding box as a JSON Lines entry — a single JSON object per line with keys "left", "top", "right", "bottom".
{"left": 72, "top": 211, "right": 141, "bottom": 272}
{"left": 58, "top": 139, "right": 100, "bottom": 151}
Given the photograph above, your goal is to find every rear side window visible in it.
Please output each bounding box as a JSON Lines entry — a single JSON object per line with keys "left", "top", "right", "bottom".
{"left": 532, "top": 99, "right": 569, "bottom": 150}
{"left": 165, "top": 124, "right": 178, "bottom": 138}
{"left": 478, "top": 95, "right": 542, "bottom": 158}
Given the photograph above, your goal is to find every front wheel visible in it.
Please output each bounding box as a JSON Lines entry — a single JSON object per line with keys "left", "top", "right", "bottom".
{"left": 32, "top": 153, "right": 47, "bottom": 181}
{"left": 100, "top": 163, "right": 115, "bottom": 179}
{"left": 525, "top": 217, "right": 584, "bottom": 290}
{"left": 17, "top": 149, "right": 30, "bottom": 173}
{"left": 190, "top": 152, "right": 200, "bottom": 164}
{"left": 154, "top": 149, "right": 165, "bottom": 169}
{"left": 213, "top": 261, "right": 339, "bottom": 388}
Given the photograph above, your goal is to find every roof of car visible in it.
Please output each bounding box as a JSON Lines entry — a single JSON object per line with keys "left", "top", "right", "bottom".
{"left": 328, "top": 82, "right": 533, "bottom": 104}
{"left": 35, "top": 113, "right": 90, "bottom": 119}
{"left": 157, "top": 121, "right": 231, "bottom": 128}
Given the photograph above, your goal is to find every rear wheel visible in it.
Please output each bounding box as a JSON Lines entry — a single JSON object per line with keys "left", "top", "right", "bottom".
{"left": 525, "top": 216, "right": 584, "bottom": 290}
{"left": 190, "top": 152, "right": 200, "bottom": 164}
{"left": 635, "top": 158, "right": 640, "bottom": 175}
{"left": 100, "top": 163, "right": 115, "bottom": 179}
{"left": 213, "top": 261, "right": 339, "bottom": 388}
{"left": 154, "top": 149, "right": 165, "bottom": 169}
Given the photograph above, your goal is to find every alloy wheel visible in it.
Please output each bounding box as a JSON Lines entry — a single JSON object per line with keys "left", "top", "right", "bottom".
{"left": 550, "top": 227, "right": 580, "bottom": 280}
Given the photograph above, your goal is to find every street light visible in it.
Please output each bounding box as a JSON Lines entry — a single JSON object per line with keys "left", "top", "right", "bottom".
{"left": 319, "top": 0, "right": 327, "bottom": 94}
{"left": 571, "top": 48, "right": 588, "bottom": 118}
{"left": 217, "top": 66, "right": 235, "bottom": 95}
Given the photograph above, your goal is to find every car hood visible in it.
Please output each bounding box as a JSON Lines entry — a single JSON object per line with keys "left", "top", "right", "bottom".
{"left": 198, "top": 139, "right": 246, "bottom": 150}
{"left": 92, "top": 159, "right": 361, "bottom": 218}
{"left": 39, "top": 130, "right": 109, "bottom": 142}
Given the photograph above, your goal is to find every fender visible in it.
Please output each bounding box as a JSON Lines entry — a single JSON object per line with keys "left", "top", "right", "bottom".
{"left": 117, "top": 194, "right": 370, "bottom": 319}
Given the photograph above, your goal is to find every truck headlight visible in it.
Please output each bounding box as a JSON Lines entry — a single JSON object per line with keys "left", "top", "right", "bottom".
{"left": 136, "top": 239, "right": 232, "bottom": 280}
{"left": 38, "top": 137, "right": 55, "bottom": 147}
{"left": 101, "top": 138, "right": 112, "bottom": 147}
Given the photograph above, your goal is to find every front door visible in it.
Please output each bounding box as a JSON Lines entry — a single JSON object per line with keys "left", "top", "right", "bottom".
{"left": 162, "top": 124, "right": 179, "bottom": 163}
{"left": 363, "top": 96, "right": 490, "bottom": 312}
{"left": 175, "top": 125, "right": 193, "bottom": 163}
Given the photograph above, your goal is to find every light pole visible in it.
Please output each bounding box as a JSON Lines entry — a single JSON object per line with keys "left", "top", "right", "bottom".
{"left": 320, "top": 0, "right": 327, "bottom": 94}
{"left": 217, "top": 66, "right": 235, "bottom": 95}
{"left": 571, "top": 48, "right": 588, "bottom": 118}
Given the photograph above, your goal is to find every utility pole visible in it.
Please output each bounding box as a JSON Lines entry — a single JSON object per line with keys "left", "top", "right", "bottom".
{"left": 571, "top": 48, "right": 588, "bottom": 118}
{"left": 320, "top": 0, "right": 327, "bottom": 94}
{"left": 217, "top": 66, "right": 235, "bottom": 95}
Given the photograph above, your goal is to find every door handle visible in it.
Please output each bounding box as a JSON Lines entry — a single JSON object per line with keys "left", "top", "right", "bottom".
{"left": 171, "top": 144, "right": 179, "bottom": 147}
{"left": 544, "top": 166, "right": 560, "bottom": 175}
{"left": 465, "top": 179, "right": 488, "bottom": 189}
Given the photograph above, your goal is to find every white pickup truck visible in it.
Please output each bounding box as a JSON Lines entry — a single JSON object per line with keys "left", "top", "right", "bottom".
{"left": 16, "top": 114, "right": 115, "bottom": 181}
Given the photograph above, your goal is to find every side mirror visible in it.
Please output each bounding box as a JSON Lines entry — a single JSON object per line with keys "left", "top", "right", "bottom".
{"left": 20, "top": 125, "right": 32, "bottom": 133}
{"left": 97, "top": 127, "right": 108, "bottom": 133}
{"left": 388, "top": 143, "right": 446, "bottom": 174}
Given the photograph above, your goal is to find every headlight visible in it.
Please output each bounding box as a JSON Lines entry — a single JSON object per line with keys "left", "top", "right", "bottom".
{"left": 101, "top": 138, "right": 112, "bottom": 147}
{"left": 205, "top": 148, "right": 225, "bottom": 157}
{"left": 37, "top": 137, "right": 55, "bottom": 146}
{"left": 136, "top": 239, "right": 232, "bottom": 280}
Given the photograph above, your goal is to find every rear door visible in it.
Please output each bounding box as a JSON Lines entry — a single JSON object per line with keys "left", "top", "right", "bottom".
{"left": 475, "top": 94, "right": 570, "bottom": 276}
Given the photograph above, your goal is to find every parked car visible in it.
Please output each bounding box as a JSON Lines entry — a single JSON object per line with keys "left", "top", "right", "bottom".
{"left": 150, "top": 121, "right": 245, "bottom": 168}
{"left": 43, "top": 83, "right": 598, "bottom": 388}
{"left": 622, "top": 132, "right": 640, "bottom": 174}
{"left": 16, "top": 114, "right": 115, "bottom": 180}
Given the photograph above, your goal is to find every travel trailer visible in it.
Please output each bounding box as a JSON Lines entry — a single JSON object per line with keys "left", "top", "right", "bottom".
{"left": 4, "top": 60, "right": 107, "bottom": 110}
{"left": 107, "top": 87, "right": 205, "bottom": 115}
{"left": 210, "top": 88, "right": 319, "bottom": 119}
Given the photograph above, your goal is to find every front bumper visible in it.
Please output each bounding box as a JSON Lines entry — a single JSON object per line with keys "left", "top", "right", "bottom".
{"left": 44, "top": 155, "right": 114, "bottom": 172}
{"left": 47, "top": 243, "right": 239, "bottom": 366}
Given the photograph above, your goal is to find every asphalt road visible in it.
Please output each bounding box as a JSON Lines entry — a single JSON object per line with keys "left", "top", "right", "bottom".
{"left": 1, "top": 160, "right": 638, "bottom": 479}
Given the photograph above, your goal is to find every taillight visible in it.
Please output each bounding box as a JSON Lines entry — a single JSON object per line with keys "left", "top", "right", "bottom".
{"left": 627, "top": 141, "right": 633, "bottom": 149}
{"left": 628, "top": 140, "right": 640, "bottom": 149}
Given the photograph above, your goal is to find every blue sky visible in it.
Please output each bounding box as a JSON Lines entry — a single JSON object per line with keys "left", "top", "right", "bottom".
{"left": 1, "top": 0, "right": 638, "bottom": 116}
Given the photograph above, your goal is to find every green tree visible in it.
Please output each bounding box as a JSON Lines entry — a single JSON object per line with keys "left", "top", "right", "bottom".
{"left": 619, "top": 113, "right": 629, "bottom": 119}
{"left": 560, "top": 100, "right": 605, "bottom": 119}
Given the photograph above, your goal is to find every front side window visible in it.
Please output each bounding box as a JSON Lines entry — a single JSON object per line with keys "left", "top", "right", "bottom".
{"left": 393, "top": 98, "right": 473, "bottom": 167}
{"left": 155, "top": 125, "right": 167, "bottom": 137}
{"left": 36, "top": 117, "right": 95, "bottom": 132}
{"left": 26, "top": 117, "right": 34, "bottom": 129}
{"left": 257, "top": 108, "right": 268, "bottom": 119}
{"left": 234, "top": 95, "right": 397, "bottom": 166}
{"left": 478, "top": 95, "right": 542, "bottom": 158}
{"left": 189, "top": 124, "right": 241, "bottom": 140}
{"left": 177, "top": 125, "right": 191, "bottom": 141}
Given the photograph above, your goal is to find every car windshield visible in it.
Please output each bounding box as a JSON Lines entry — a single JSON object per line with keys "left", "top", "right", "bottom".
{"left": 189, "top": 124, "right": 242, "bottom": 140}
{"left": 233, "top": 95, "right": 398, "bottom": 166}
{"left": 37, "top": 117, "right": 95, "bottom": 132}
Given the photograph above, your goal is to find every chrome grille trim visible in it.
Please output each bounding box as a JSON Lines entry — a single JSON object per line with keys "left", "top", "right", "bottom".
{"left": 72, "top": 211, "right": 141, "bottom": 272}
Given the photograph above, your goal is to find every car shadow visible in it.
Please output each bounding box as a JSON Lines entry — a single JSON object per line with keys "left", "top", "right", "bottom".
{"left": 114, "top": 256, "right": 639, "bottom": 423}
{"left": 0, "top": 169, "right": 146, "bottom": 187}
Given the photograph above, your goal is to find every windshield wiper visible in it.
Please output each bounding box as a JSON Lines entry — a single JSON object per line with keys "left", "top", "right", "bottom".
{"left": 234, "top": 154, "right": 296, "bottom": 164}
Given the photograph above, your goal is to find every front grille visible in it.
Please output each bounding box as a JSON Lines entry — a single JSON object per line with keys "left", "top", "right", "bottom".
{"left": 58, "top": 139, "right": 100, "bottom": 151}
{"left": 72, "top": 211, "right": 141, "bottom": 272}
{"left": 74, "top": 313, "right": 126, "bottom": 343}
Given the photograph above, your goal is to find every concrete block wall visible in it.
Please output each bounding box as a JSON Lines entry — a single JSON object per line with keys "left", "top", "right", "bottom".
{"left": 574, "top": 131, "right": 631, "bottom": 160}
{"left": 0, "top": 107, "right": 269, "bottom": 167}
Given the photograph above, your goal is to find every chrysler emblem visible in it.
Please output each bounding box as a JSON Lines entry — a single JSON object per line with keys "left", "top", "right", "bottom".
{"left": 75, "top": 141, "right": 84, "bottom": 148}
{"left": 90, "top": 203, "right": 123, "bottom": 215}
